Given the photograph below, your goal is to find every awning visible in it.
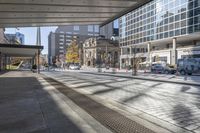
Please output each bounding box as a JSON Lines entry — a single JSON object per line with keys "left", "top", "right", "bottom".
{"left": 0, "top": 0, "right": 152, "bottom": 27}
{"left": 0, "top": 44, "right": 43, "bottom": 57}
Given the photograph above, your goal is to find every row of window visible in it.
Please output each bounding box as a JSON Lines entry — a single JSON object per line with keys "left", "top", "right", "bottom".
{"left": 120, "top": 15, "right": 200, "bottom": 38}
{"left": 120, "top": 24, "right": 200, "bottom": 46}
{"left": 73, "top": 25, "right": 99, "bottom": 33}
{"left": 120, "top": 7, "right": 200, "bottom": 28}
{"left": 119, "top": 0, "right": 200, "bottom": 46}
{"left": 125, "top": 0, "right": 190, "bottom": 17}
{"left": 122, "top": 0, "right": 199, "bottom": 22}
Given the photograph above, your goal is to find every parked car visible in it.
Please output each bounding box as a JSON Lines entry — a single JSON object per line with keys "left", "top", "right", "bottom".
{"left": 163, "top": 65, "right": 176, "bottom": 74}
{"left": 151, "top": 64, "right": 176, "bottom": 74}
{"left": 151, "top": 65, "right": 164, "bottom": 73}
{"left": 69, "top": 64, "right": 80, "bottom": 70}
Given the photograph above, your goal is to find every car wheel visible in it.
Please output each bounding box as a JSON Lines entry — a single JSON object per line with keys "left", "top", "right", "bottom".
{"left": 180, "top": 70, "right": 186, "bottom": 75}
{"left": 188, "top": 73, "right": 192, "bottom": 75}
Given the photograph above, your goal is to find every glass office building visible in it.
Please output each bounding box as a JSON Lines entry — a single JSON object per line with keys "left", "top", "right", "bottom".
{"left": 119, "top": 0, "right": 200, "bottom": 67}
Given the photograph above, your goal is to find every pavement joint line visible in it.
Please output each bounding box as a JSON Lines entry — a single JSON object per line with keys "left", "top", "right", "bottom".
{"left": 41, "top": 73, "right": 156, "bottom": 133}
{"left": 32, "top": 77, "right": 51, "bottom": 133}
{"left": 37, "top": 76, "right": 111, "bottom": 133}
{"left": 80, "top": 72, "right": 200, "bottom": 87}
{"left": 42, "top": 73, "right": 193, "bottom": 133}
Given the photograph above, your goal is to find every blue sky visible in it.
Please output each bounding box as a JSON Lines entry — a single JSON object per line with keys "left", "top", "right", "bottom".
{"left": 114, "top": 19, "right": 119, "bottom": 28}
{"left": 5, "top": 27, "right": 57, "bottom": 54}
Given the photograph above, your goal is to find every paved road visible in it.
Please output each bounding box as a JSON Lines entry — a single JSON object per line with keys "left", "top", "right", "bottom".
{"left": 44, "top": 71, "right": 200, "bottom": 133}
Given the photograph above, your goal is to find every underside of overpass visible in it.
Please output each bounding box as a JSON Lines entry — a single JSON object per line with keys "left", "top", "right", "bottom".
{"left": 0, "top": 0, "right": 152, "bottom": 27}
{"left": 0, "top": 44, "right": 43, "bottom": 72}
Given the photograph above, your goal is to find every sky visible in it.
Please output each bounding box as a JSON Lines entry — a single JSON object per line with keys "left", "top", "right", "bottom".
{"left": 5, "top": 27, "right": 57, "bottom": 54}
{"left": 114, "top": 19, "right": 119, "bottom": 28}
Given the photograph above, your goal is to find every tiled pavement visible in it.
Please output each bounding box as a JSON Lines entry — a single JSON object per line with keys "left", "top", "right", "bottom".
{"left": 0, "top": 71, "right": 112, "bottom": 133}
{"left": 44, "top": 71, "right": 200, "bottom": 133}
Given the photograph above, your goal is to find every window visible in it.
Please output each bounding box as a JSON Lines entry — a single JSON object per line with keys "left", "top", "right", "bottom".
{"left": 181, "top": 20, "right": 186, "bottom": 27}
{"left": 169, "top": 31, "right": 174, "bottom": 37}
{"left": 194, "top": 16, "right": 200, "bottom": 24}
{"left": 194, "top": 25, "right": 200, "bottom": 32}
{"left": 74, "top": 26, "right": 79, "bottom": 31}
{"left": 88, "top": 25, "right": 94, "bottom": 32}
{"left": 195, "top": 7, "right": 200, "bottom": 16}
{"left": 188, "top": 26, "right": 193, "bottom": 33}
{"left": 188, "top": 10, "right": 194, "bottom": 18}
{"left": 175, "top": 14, "right": 180, "bottom": 21}
{"left": 181, "top": 12, "right": 186, "bottom": 19}
{"left": 188, "top": 18, "right": 194, "bottom": 25}
{"left": 181, "top": 28, "right": 186, "bottom": 35}
{"left": 175, "top": 29, "right": 180, "bottom": 36}
{"left": 94, "top": 25, "right": 99, "bottom": 32}
{"left": 66, "top": 32, "right": 72, "bottom": 34}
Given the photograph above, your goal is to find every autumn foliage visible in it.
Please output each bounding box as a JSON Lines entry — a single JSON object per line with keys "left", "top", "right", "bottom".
{"left": 66, "top": 41, "right": 79, "bottom": 63}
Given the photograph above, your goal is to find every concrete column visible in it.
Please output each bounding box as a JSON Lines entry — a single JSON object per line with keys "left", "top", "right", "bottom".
{"left": 4, "top": 54, "right": 7, "bottom": 70}
{"left": 171, "top": 38, "right": 177, "bottom": 65}
{"left": 129, "top": 47, "right": 132, "bottom": 65}
{"left": 120, "top": 48, "right": 123, "bottom": 69}
{"left": 37, "top": 50, "right": 40, "bottom": 74}
{"left": 0, "top": 52, "right": 1, "bottom": 71}
{"left": 147, "top": 42, "right": 151, "bottom": 63}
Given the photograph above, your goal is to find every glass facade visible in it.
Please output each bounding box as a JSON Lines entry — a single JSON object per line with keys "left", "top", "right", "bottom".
{"left": 119, "top": 0, "right": 200, "bottom": 46}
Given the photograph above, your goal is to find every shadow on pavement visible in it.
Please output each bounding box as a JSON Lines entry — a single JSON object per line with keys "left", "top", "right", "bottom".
{"left": 0, "top": 76, "right": 83, "bottom": 133}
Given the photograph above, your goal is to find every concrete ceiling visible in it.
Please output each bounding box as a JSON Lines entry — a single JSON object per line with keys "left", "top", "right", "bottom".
{"left": 0, "top": 0, "right": 151, "bottom": 27}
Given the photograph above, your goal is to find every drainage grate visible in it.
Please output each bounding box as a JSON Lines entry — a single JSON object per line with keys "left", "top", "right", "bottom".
{"left": 43, "top": 77, "right": 155, "bottom": 133}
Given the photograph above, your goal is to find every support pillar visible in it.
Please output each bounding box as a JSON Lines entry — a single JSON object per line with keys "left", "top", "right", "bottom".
{"left": 120, "top": 48, "right": 123, "bottom": 69}
{"left": 129, "top": 47, "right": 132, "bottom": 66}
{"left": 147, "top": 42, "right": 151, "bottom": 63}
{"left": 171, "top": 38, "right": 177, "bottom": 66}
{"left": 4, "top": 54, "right": 7, "bottom": 70}
{"left": 0, "top": 52, "right": 1, "bottom": 71}
{"left": 37, "top": 50, "right": 40, "bottom": 74}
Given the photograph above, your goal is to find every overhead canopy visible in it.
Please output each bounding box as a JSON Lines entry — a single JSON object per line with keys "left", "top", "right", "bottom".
{"left": 0, "top": 44, "right": 43, "bottom": 57}
{"left": 0, "top": 0, "right": 151, "bottom": 27}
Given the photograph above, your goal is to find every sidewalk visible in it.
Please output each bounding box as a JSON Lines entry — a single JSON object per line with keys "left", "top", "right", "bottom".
{"left": 0, "top": 71, "right": 111, "bottom": 133}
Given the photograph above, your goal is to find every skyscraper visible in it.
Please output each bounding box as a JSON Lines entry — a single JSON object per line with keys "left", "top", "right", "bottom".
{"left": 119, "top": 0, "right": 200, "bottom": 68}
{"left": 48, "top": 25, "right": 99, "bottom": 65}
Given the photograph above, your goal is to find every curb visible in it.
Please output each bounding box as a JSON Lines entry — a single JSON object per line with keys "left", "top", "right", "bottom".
{"left": 81, "top": 72, "right": 200, "bottom": 87}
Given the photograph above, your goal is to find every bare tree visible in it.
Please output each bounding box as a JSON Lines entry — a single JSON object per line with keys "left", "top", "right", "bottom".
{"left": 132, "top": 46, "right": 142, "bottom": 76}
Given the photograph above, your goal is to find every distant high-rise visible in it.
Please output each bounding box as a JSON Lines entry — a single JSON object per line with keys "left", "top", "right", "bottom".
{"left": 36, "top": 27, "right": 41, "bottom": 46}
{"left": 6, "top": 32, "right": 25, "bottom": 44}
{"left": 100, "top": 20, "right": 119, "bottom": 39}
{"left": 48, "top": 25, "right": 99, "bottom": 65}
{"left": 119, "top": 0, "right": 200, "bottom": 68}
{"left": 0, "top": 28, "right": 8, "bottom": 44}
